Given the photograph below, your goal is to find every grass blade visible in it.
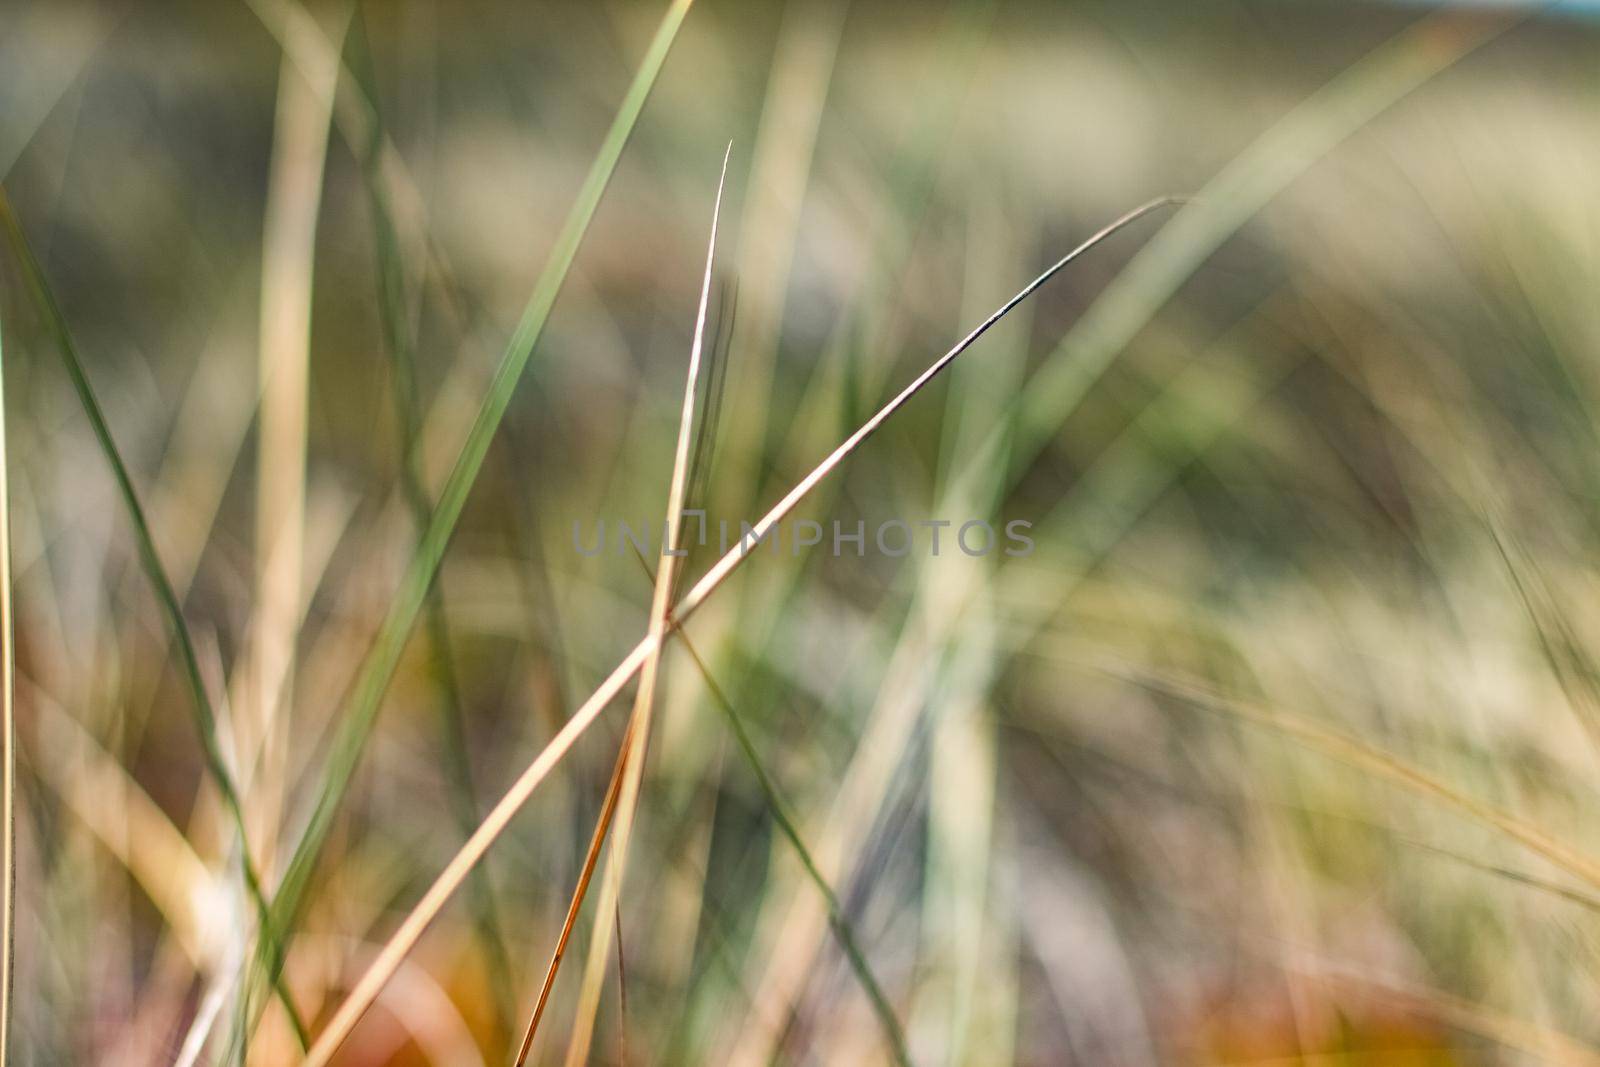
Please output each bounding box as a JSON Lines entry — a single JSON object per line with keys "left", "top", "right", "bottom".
{"left": 267, "top": 2, "right": 696, "bottom": 1056}
{"left": 0, "top": 189, "right": 310, "bottom": 1046}
{"left": 263, "top": 0, "right": 694, "bottom": 937}
{"left": 246, "top": 0, "right": 344, "bottom": 884}
{"left": 561, "top": 144, "right": 729, "bottom": 1067}
{"left": 513, "top": 723, "right": 632, "bottom": 1067}
{"left": 672, "top": 197, "right": 1181, "bottom": 624}
{"left": 677, "top": 630, "right": 912, "bottom": 1067}
{"left": 296, "top": 197, "right": 1177, "bottom": 1065}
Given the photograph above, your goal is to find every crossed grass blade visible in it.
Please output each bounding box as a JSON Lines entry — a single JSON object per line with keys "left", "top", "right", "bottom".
{"left": 298, "top": 196, "right": 1180, "bottom": 1066}
{"left": 561, "top": 144, "right": 729, "bottom": 1067}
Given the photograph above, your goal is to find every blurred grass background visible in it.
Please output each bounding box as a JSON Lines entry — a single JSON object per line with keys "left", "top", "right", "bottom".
{"left": 4, "top": 0, "right": 1600, "bottom": 1063}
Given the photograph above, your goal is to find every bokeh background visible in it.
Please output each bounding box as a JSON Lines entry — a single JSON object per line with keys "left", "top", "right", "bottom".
{"left": 3, "top": 0, "right": 1600, "bottom": 1063}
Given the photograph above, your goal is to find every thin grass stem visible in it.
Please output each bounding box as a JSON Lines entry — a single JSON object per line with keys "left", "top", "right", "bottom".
{"left": 677, "top": 630, "right": 912, "bottom": 1067}
{"left": 512, "top": 724, "right": 632, "bottom": 1067}
{"left": 299, "top": 196, "right": 1177, "bottom": 1066}
{"left": 562, "top": 143, "right": 731, "bottom": 1067}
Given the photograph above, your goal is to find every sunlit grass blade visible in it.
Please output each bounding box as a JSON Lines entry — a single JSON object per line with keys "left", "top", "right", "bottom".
{"left": 293, "top": 198, "right": 1177, "bottom": 1066}
{"left": 0, "top": 189, "right": 310, "bottom": 1047}
{"left": 562, "top": 143, "right": 730, "bottom": 1067}
{"left": 246, "top": 0, "right": 344, "bottom": 890}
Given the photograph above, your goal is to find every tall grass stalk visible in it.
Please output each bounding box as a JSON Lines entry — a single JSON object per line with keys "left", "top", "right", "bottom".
{"left": 247, "top": 0, "right": 343, "bottom": 884}
{"left": 298, "top": 197, "right": 1179, "bottom": 1066}
{"left": 562, "top": 144, "right": 729, "bottom": 1067}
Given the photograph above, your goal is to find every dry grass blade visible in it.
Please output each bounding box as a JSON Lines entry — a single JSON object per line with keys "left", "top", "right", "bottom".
{"left": 299, "top": 634, "right": 655, "bottom": 1067}
{"left": 513, "top": 726, "right": 632, "bottom": 1067}
{"left": 671, "top": 196, "right": 1182, "bottom": 624}
{"left": 562, "top": 144, "right": 730, "bottom": 1067}
{"left": 298, "top": 197, "right": 1178, "bottom": 1066}
{"left": 248, "top": 1, "right": 344, "bottom": 876}
{"left": 0, "top": 302, "right": 14, "bottom": 1067}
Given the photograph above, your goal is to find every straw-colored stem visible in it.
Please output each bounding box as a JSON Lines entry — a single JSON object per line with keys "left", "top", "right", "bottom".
{"left": 249, "top": 4, "right": 341, "bottom": 887}
{"left": 562, "top": 144, "right": 731, "bottom": 1067}
{"left": 513, "top": 724, "right": 632, "bottom": 1067}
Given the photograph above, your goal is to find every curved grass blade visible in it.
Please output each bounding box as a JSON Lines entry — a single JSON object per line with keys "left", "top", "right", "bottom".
{"left": 296, "top": 197, "right": 1180, "bottom": 1067}
{"left": 1113, "top": 663, "right": 1600, "bottom": 891}
{"left": 0, "top": 190, "right": 310, "bottom": 1048}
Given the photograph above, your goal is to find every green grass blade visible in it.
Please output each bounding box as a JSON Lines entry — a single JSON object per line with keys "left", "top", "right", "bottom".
{"left": 677, "top": 630, "right": 913, "bottom": 1067}
{"left": 625, "top": 541, "right": 909, "bottom": 1061}
{"left": 0, "top": 189, "right": 311, "bottom": 1049}
{"left": 241, "top": 0, "right": 697, "bottom": 1046}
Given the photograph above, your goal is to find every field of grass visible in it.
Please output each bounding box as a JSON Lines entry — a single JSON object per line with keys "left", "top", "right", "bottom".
{"left": 3, "top": 1, "right": 1600, "bottom": 1063}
